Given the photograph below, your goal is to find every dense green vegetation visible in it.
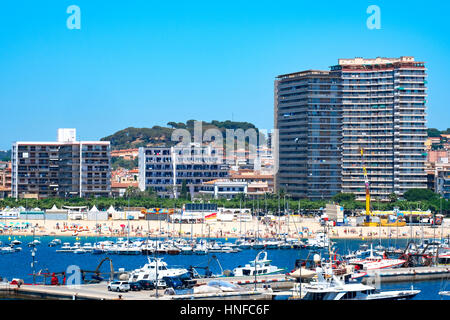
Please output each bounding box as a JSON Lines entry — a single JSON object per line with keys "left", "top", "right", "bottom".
{"left": 1, "top": 189, "right": 448, "bottom": 215}
{"left": 111, "top": 157, "right": 138, "bottom": 170}
{"left": 0, "top": 150, "right": 11, "bottom": 161}
{"left": 427, "top": 128, "right": 450, "bottom": 137}
{"left": 101, "top": 120, "right": 261, "bottom": 150}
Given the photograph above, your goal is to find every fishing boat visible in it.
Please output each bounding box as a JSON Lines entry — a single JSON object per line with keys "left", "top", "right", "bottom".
{"left": 232, "top": 251, "right": 285, "bottom": 276}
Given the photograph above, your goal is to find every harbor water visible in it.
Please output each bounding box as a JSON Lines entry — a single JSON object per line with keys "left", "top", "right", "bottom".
{"left": 0, "top": 235, "right": 448, "bottom": 300}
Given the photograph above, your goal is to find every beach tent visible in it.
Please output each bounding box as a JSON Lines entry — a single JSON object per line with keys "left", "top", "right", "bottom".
{"left": 87, "top": 205, "right": 108, "bottom": 221}
{"left": 45, "top": 205, "right": 69, "bottom": 220}
{"left": 106, "top": 205, "right": 117, "bottom": 214}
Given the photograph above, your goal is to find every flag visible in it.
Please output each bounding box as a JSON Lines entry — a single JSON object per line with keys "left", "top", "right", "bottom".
{"left": 205, "top": 212, "right": 217, "bottom": 220}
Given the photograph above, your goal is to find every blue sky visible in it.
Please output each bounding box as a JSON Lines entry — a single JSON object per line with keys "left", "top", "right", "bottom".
{"left": 0, "top": 0, "right": 449, "bottom": 149}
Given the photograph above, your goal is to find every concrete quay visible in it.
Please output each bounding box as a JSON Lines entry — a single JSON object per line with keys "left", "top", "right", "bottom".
{"left": 363, "top": 266, "right": 450, "bottom": 284}
{"left": 0, "top": 274, "right": 293, "bottom": 300}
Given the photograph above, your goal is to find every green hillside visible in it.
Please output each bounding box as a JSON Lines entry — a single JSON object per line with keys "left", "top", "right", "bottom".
{"left": 101, "top": 120, "right": 260, "bottom": 150}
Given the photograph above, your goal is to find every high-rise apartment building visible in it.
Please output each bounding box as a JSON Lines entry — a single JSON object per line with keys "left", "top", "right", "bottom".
{"left": 275, "top": 57, "right": 427, "bottom": 200}
{"left": 333, "top": 57, "right": 427, "bottom": 200}
{"left": 274, "top": 70, "right": 342, "bottom": 199}
{"left": 138, "top": 144, "right": 229, "bottom": 198}
{"left": 11, "top": 129, "right": 111, "bottom": 199}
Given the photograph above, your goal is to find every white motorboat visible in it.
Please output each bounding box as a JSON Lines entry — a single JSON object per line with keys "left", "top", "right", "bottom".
{"left": 220, "top": 246, "right": 240, "bottom": 253}
{"left": 114, "top": 245, "right": 141, "bottom": 255}
{"left": 166, "top": 245, "right": 181, "bottom": 255}
{"left": 232, "top": 251, "right": 286, "bottom": 276}
{"left": 73, "top": 248, "right": 87, "bottom": 254}
{"left": 348, "top": 245, "right": 406, "bottom": 270}
{"left": 301, "top": 268, "right": 420, "bottom": 300}
{"left": 0, "top": 246, "right": 15, "bottom": 254}
{"left": 193, "top": 242, "right": 208, "bottom": 255}
{"left": 82, "top": 243, "right": 94, "bottom": 251}
{"left": 179, "top": 245, "right": 194, "bottom": 255}
{"left": 306, "top": 233, "right": 331, "bottom": 249}
{"left": 56, "top": 242, "right": 73, "bottom": 253}
{"left": 263, "top": 240, "right": 281, "bottom": 249}
{"left": 27, "top": 239, "right": 41, "bottom": 247}
{"left": 11, "top": 239, "right": 22, "bottom": 245}
{"left": 128, "top": 257, "right": 190, "bottom": 282}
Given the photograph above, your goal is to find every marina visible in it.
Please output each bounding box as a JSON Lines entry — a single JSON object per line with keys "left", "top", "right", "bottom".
{"left": 0, "top": 234, "right": 449, "bottom": 300}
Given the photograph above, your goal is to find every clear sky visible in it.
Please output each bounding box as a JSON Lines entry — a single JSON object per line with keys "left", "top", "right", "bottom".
{"left": 0, "top": 0, "right": 449, "bottom": 150}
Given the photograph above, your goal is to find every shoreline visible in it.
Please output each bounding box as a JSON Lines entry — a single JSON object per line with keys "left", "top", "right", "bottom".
{"left": 1, "top": 218, "right": 448, "bottom": 241}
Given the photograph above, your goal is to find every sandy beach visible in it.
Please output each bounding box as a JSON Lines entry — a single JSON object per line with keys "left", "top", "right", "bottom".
{"left": 1, "top": 217, "right": 449, "bottom": 240}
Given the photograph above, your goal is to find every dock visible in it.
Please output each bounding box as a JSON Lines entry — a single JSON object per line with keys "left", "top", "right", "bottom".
{"left": 0, "top": 274, "right": 293, "bottom": 300}
{"left": 363, "top": 266, "right": 450, "bottom": 284}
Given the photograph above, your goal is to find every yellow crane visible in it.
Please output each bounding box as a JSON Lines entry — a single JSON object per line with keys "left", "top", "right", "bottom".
{"left": 361, "top": 148, "right": 378, "bottom": 227}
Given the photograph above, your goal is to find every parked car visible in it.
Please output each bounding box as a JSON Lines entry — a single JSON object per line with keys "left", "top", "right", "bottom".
{"left": 107, "top": 281, "right": 130, "bottom": 292}
{"left": 162, "top": 277, "right": 183, "bottom": 289}
{"left": 128, "top": 282, "right": 142, "bottom": 291}
{"left": 137, "top": 280, "right": 155, "bottom": 290}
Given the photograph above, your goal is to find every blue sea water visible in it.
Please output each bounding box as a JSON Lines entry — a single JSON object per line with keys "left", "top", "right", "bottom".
{"left": 0, "top": 235, "right": 448, "bottom": 300}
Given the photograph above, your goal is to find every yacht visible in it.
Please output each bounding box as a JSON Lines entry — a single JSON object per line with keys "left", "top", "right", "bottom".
{"left": 301, "top": 268, "right": 420, "bottom": 300}
{"left": 56, "top": 242, "right": 73, "bottom": 253}
{"left": 114, "top": 244, "right": 141, "bottom": 255}
{"left": 11, "top": 239, "right": 22, "bottom": 245}
{"left": 179, "top": 245, "right": 194, "bottom": 255}
{"left": 232, "top": 251, "right": 285, "bottom": 276}
{"left": 27, "top": 239, "right": 41, "bottom": 247}
{"left": 127, "top": 257, "right": 190, "bottom": 282}
{"left": 0, "top": 246, "right": 16, "bottom": 254}
{"left": 263, "top": 240, "right": 281, "bottom": 249}
{"left": 82, "top": 243, "right": 94, "bottom": 251}
{"left": 348, "top": 245, "right": 406, "bottom": 270}
{"left": 73, "top": 248, "right": 88, "bottom": 254}
{"left": 166, "top": 245, "right": 181, "bottom": 255}
{"left": 306, "top": 233, "right": 331, "bottom": 249}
